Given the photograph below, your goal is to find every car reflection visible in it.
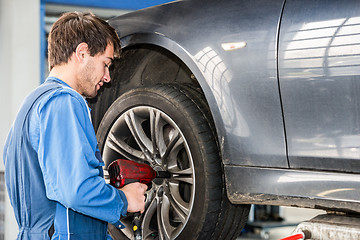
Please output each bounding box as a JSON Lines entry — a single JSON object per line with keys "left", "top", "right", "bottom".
{"left": 281, "top": 16, "right": 360, "bottom": 78}
{"left": 194, "top": 46, "right": 250, "bottom": 137}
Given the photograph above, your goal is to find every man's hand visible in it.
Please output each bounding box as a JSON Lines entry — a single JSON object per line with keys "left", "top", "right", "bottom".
{"left": 121, "top": 182, "right": 148, "bottom": 213}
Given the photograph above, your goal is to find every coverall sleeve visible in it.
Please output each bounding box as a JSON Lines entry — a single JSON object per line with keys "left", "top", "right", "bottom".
{"left": 36, "top": 91, "right": 127, "bottom": 226}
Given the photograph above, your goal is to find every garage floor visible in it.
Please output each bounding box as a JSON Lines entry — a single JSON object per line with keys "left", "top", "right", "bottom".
{"left": 239, "top": 206, "right": 325, "bottom": 240}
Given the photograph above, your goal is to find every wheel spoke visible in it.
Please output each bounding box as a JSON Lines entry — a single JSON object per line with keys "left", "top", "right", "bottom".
{"left": 168, "top": 182, "right": 191, "bottom": 216}
{"left": 155, "top": 113, "right": 168, "bottom": 159}
{"left": 167, "top": 167, "right": 193, "bottom": 175}
{"left": 163, "top": 139, "right": 183, "bottom": 170}
{"left": 157, "top": 194, "right": 176, "bottom": 240}
{"left": 162, "top": 130, "right": 181, "bottom": 159}
{"left": 150, "top": 109, "right": 161, "bottom": 157}
{"left": 145, "top": 189, "right": 156, "bottom": 209}
{"left": 171, "top": 175, "right": 193, "bottom": 184}
{"left": 168, "top": 165, "right": 193, "bottom": 184}
{"left": 124, "top": 110, "right": 153, "bottom": 162}
{"left": 166, "top": 139, "right": 188, "bottom": 174}
{"left": 168, "top": 194, "right": 188, "bottom": 224}
{"left": 142, "top": 196, "right": 158, "bottom": 239}
{"left": 106, "top": 131, "right": 145, "bottom": 161}
{"left": 118, "top": 216, "right": 136, "bottom": 239}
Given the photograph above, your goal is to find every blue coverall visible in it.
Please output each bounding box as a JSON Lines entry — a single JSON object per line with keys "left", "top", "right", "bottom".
{"left": 3, "top": 77, "right": 127, "bottom": 239}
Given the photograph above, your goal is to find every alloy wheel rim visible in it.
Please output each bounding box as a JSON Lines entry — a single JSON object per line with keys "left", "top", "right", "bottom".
{"left": 102, "top": 106, "right": 195, "bottom": 240}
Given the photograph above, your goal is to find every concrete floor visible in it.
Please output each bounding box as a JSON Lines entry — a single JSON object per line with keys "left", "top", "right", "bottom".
{"left": 239, "top": 206, "right": 325, "bottom": 240}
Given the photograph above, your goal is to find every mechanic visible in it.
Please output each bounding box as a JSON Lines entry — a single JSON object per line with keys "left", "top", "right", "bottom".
{"left": 3, "top": 12, "right": 147, "bottom": 240}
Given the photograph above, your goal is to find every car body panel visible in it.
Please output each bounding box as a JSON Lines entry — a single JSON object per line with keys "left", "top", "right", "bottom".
{"left": 109, "top": 0, "right": 288, "bottom": 168}
{"left": 279, "top": 0, "right": 360, "bottom": 173}
{"left": 225, "top": 165, "right": 360, "bottom": 213}
{"left": 107, "top": 0, "right": 360, "bottom": 213}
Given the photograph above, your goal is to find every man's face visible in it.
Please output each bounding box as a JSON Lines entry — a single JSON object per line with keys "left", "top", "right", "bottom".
{"left": 78, "top": 43, "right": 114, "bottom": 98}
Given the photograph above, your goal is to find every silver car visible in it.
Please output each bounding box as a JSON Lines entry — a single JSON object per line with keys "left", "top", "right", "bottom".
{"left": 90, "top": 0, "right": 360, "bottom": 239}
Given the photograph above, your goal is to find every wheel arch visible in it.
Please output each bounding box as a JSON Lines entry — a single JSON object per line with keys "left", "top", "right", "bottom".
{"left": 91, "top": 33, "right": 227, "bottom": 162}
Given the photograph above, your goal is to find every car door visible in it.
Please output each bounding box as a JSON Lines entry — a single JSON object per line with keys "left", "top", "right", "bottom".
{"left": 278, "top": 0, "right": 360, "bottom": 172}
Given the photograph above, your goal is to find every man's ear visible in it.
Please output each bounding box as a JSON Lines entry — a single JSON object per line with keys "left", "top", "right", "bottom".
{"left": 75, "top": 42, "right": 90, "bottom": 63}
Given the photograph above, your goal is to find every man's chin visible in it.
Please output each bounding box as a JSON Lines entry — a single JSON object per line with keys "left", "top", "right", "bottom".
{"left": 83, "top": 90, "right": 98, "bottom": 99}
{"left": 88, "top": 93, "right": 98, "bottom": 99}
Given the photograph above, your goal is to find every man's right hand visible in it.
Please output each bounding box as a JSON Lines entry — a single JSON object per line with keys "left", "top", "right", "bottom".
{"left": 121, "top": 182, "right": 147, "bottom": 213}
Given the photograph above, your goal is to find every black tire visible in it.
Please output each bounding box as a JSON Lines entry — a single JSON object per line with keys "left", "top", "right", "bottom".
{"left": 96, "top": 84, "right": 250, "bottom": 240}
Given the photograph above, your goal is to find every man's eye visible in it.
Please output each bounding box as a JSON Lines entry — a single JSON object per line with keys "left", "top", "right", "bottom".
{"left": 105, "top": 63, "right": 114, "bottom": 71}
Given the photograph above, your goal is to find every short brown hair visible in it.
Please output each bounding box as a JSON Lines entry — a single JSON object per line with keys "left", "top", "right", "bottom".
{"left": 48, "top": 12, "right": 120, "bottom": 70}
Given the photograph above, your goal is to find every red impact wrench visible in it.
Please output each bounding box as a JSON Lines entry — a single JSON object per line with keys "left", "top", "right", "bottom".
{"left": 108, "top": 159, "right": 170, "bottom": 240}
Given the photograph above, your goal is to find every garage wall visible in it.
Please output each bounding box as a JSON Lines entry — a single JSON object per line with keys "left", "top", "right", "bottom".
{"left": 0, "top": 0, "right": 41, "bottom": 168}
{"left": 0, "top": 0, "right": 40, "bottom": 239}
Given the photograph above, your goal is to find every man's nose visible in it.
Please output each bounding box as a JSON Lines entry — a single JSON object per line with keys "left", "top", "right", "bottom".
{"left": 103, "top": 67, "right": 111, "bottom": 83}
